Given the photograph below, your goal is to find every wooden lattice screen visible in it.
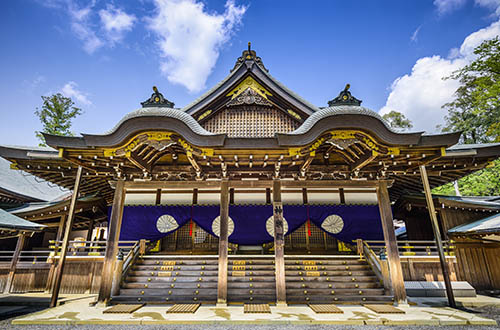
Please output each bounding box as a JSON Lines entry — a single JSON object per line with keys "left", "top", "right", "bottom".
{"left": 161, "top": 220, "right": 337, "bottom": 253}
{"left": 202, "top": 106, "right": 300, "bottom": 138}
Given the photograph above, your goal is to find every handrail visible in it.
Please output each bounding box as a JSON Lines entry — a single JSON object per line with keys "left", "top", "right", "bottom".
{"left": 360, "top": 241, "right": 383, "bottom": 281}
{"left": 358, "top": 240, "right": 391, "bottom": 293}
{"left": 121, "top": 240, "right": 146, "bottom": 283}
{"left": 363, "top": 240, "right": 455, "bottom": 256}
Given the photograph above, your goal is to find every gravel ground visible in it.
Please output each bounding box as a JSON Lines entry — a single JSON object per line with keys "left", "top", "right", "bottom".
{"left": 1, "top": 305, "right": 499, "bottom": 329}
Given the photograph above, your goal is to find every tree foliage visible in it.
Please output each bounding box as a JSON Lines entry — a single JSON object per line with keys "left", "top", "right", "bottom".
{"left": 382, "top": 110, "right": 413, "bottom": 131}
{"left": 433, "top": 159, "right": 500, "bottom": 196}
{"left": 35, "top": 93, "right": 82, "bottom": 146}
{"left": 442, "top": 36, "right": 500, "bottom": 143}
{"left": 433, "top": 37, "right": 500, "bottom": 196}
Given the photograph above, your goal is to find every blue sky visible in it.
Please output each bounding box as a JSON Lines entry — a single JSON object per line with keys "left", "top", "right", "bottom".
{"left": 1, "top": 0, "right": 499, "bottom": 146}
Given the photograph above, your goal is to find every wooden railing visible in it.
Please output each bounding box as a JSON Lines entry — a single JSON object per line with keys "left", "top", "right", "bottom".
{"left": 121, "top": 240, "right": 147, "bottom": 282}
{"left": 49, "top": 240, "right": 139, "bottom": 258}
{"left": 362, "top": 240, "right": 455, "bottom": 257}
{"left": 357, "top": 239, "right": 459, "bottom": 285}
{"left": 0, "top": 250, "right": 52, "bottom": 264}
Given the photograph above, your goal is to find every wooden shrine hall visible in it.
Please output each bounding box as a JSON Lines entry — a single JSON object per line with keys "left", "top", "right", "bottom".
{"left": 1, "top": 44, "right": 500, "bottom": 308}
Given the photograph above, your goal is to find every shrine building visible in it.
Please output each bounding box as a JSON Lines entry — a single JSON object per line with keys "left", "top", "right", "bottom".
{"left": 1, "top": 44, "right": 500, "bottom": 307}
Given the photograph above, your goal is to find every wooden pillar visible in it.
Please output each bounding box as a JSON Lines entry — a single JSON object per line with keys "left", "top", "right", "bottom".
{"left": 420, "top": 165, "right": 456, "bottom": 308}
{"left": 217, "top": 179, "right": 229, "bottom": 306}
{"left": 376, "top": 181, "right": 407, "bottom": 305}
{"left": 50, "top": 166, "right": 83, "bottom": 307}
{"left": 86, "top": 218, "right": 95, "bottom": 242}
{"left": 46, "top": 215, "right": 67, "bottom": 292}
{"left": 3, "top": 232, "right": 27, "bottom": 294}
{"left": 273, "top": 179, "right": 287, "bottom": 306}
{"left": 97, "top": 179, "right": 126, "bottom": 305}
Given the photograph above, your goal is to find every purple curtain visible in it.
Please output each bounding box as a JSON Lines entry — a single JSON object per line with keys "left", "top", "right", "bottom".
{"left": 113, "top": 204, "right": 384, "bottom": 244}
{"left": 115, "top": 205, "right": 191, "bottom": 241}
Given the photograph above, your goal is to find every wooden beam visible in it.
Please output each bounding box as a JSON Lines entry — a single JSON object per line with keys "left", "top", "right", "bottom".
{"left": 186, "top": 151, "right": 202, "bottom": 176}
{"left": 127, "top": 151, "right": 151, "bottom": 173}
{"left": 300, "top": 155, "right": 314, "bottom": 176}
{"left": 302, "top": 188, "right": 308, "bottom": 204}
{"left": 350, "top": 151, "right": 377, "bottom": 171}
{"left": 376, "top": 180, "right": 407, "bottom": 305}
{"left": 97, "top": 179, "right": 126, "bottom": 305}
{"left": 50, "top": 165, "right": 83, "bottom": 307}
{"left": 273, "top": 179, "right": 287, "bottom": 306}
{"left": 420, "top": 165, "right": 456, "bottom": 308}
{"left": 192, "top": 188, "right": 198, "bottom": 205}
{"left": 3, "top": 233, "right": 27, "bottom": 294}
{"left": 339, "top": 188, "right": 346, "bottom": 204}
{"left": 217, "top": 179, "right": 229, "bottom": 306}
{"left": 123, "top": 179, "right": 393, "bottom": 190}
{"left": 155, "top": 189, "right": 162, "bottom": 205}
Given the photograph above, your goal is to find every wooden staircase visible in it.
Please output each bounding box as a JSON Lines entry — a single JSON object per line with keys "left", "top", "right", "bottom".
{"left": 111, "top": 254, "right": 392, "bottom": 305}
{"left": 227, "top": 256, "right": 276, "bottom": 304}
{"left": 285, "top": 256, "right": 393, "bottom": 304}
{"left": 111, "top": 255, "right": 218, "bottom": 304}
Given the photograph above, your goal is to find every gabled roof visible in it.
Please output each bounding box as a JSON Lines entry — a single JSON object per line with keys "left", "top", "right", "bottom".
{"left": 182, "top": 46, "right": 318, "bottom": 121}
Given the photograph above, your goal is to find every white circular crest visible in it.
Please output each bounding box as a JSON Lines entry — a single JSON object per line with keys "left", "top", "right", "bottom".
{"left": 212, "top": 216, "right": 235, "bottom": 237}
{"left": 321, "top": 214, "right": 344, "bottom": 234}
{"left": 266, "top": 216, "right": 289, "bottom": 237}
{"left": 156, "top": 214, "right": 179, "bottom": 233}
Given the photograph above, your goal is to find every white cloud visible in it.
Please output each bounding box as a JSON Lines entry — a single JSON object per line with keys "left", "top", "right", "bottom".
{"left": 99, "top": 5, "right": 136, "bottom": 44}
{"left": 146, "top": 0, "right": 247, "bottom": 92}
{"left": 475, "top": 0, "right": 500, "bottom": 16}
{"left": 60, "top": 81, "right": 92, "bottom": 106}
{"left": 410, "top": 25, "right": 421, "bottom": 42}
{"left": 37, "top": 0, "right": 135, "bottom": 54}
{"left": 434, "top": 0, "right": 500, "bottom": 16}
{"left": 434, "top": 0, "right": 467, "bottom": 15}
{"left": 379, "top": 20, "right": 500, "bottom": 133}
{"left": 67, "top": 1, "right": 104, "bottom": 54}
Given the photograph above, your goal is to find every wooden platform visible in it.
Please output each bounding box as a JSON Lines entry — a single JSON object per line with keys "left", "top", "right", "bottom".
{"left": 243, "top": 304, "right": 271, "bottom": 313}
{"left": 166, "top": 304, "right": 201, "bottom": 313}
{"left": 363, "top": 304, "right": 405, "bottom": 314}
{"left": 308, "top": 304, "right": 343, "bottom": 314}
{"left": 103, "top": 304, "right": 144, "bottom": 314}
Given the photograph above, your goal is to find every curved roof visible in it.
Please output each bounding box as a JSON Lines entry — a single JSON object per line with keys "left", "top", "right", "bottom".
{"left": 288, "top": 105, "right": 404, "bottom": 135}
{"left": 106, "top": 106, "right": 216, "bottom": 136}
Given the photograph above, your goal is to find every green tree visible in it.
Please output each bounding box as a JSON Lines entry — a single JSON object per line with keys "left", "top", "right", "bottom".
{"left": 432, "top": 159, "right": 500, "bottom": 196}
{"left": 382, "top": 110, "right": 413, "bottom": 131}
{"left": 35, "top": 93, "right": 82, "bottom": 146}
{"left": 442, "top": 36, "right": 500, "bottom": 143}
{"left": 433, "top": 37, "right": 500, "bottom": 196}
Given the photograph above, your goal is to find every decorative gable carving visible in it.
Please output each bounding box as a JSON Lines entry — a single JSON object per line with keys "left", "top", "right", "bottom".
{"left": 226, "top": 88, "right": 272, "bottom": 107}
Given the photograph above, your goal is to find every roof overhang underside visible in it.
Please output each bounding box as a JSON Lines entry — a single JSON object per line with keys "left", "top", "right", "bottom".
{"left": 1, "top": 114, "right": 499, "bottom": 203}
